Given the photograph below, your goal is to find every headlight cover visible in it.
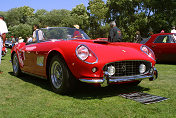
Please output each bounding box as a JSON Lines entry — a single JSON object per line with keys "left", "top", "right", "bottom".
{"left": 76, "top": 44, "right": 98, "bottom": 64}
{"left": 141, "top": 45, "right": 155, "bottom": 61}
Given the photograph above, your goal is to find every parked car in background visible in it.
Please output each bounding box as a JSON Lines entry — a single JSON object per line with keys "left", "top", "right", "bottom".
{"left": 141, "top": 33, "right": 176, "bottom": 63}
{"left": 5, "top": 40, "right": 12, "bottom": 48}
{"left": 11, "top": 27, "right": 158, "bottom": 94}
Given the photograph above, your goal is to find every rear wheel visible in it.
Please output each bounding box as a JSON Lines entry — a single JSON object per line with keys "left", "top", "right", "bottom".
{"left": 49, "top": 55, "right": 75, "bottom": 94}
{"left": 12, "top": 53, "right": 21, "bottom": 76}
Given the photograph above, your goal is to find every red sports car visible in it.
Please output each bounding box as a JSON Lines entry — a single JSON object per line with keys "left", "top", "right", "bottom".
{"left": 11, "top": 27, "right": 158, "bottom": 94}
{"left": 141, "top": 33, "right": 176, "bottom": 63}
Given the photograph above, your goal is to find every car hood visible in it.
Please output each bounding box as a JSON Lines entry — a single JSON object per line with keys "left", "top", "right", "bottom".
{"left": 72, "top": 39, "right": 155, "bottom": 64}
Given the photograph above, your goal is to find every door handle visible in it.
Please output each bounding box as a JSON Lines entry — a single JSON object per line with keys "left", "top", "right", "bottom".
{"left": 27, "top": 51, "right": 30, "bottom": 54}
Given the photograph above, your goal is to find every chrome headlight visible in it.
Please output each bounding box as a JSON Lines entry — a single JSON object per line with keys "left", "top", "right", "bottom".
{"left": 141, "top": 45, "right": 155, "bottom": 60}
{"left": 76, "top": 44, "right": 98, "bottom": 64}
{"left": 76, "top": 45, "right": 89, "bottom": 61}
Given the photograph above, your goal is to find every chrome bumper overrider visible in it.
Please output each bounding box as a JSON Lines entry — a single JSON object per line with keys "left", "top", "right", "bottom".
{"left": 79, "top": 68, "right": 158, "bottom": 85}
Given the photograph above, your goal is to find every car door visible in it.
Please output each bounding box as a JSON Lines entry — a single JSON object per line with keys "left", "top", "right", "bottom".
{"left": 150, "top": 35, "right": 176, "bottom": 62}
{"left": 161, "top": 35, "right": 176, "bottom": 62}
{"left": 19, "top": 43, "right": 37, "bottom": 73}
{"left": 17, "top": 42, "right": 47, "bottom": 78}
{"left": 24, "top": 43, "right": 47, "bottom": 77}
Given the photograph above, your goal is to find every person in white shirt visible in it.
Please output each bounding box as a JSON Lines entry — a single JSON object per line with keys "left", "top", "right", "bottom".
{"left": 18, "top": 37, "right": 24, "bottom": 43}
{"left": 0, "top": 15, "right": 8, "bottom": 73}
{"left": 32, "top": 24, "right": 44, "bottom": 42}
{"left": 171, "top": 26, "right": 176, "bottom": 33}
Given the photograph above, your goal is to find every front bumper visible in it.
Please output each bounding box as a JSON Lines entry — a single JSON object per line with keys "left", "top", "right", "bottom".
{"left": 79, "top": 68, "right": 158, "bottom": 85}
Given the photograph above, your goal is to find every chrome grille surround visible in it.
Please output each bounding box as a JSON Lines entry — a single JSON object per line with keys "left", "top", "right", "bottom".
{"left": 103, "top": 60, "right": 152, "bottom": 77}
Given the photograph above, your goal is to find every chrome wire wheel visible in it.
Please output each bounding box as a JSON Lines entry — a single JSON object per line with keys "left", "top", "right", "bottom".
{"left": 13, "top": 54, "right": 19, "bottom": 74}
{"left": 50, "top": 61, "right": 63, "bottom": 89}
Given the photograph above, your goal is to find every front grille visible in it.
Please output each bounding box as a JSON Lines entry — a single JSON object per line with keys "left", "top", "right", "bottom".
{"left": 103, "top": 61, "right": 152, "bottom": 77}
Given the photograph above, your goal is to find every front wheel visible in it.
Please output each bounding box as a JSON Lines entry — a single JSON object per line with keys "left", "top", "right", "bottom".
{"left": 49, "top": 55, "right": 74, "bottom": 94}
{"left": 12, "top": 53, "right": 21, "bottom": 76}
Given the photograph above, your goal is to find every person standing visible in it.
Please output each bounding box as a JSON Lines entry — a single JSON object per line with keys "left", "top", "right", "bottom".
{"left": 73, "top": 25, "right": 82, "bottom": 39}
{"left": 0, "top": 15, "right": 8, "bottom": 74}
{"left": 32, "top": 24, "right": 44, "bottom": 42}
{"left": 108, "top": 21, "right": 122, "bottom": 42}
{"left": 171, "top": 26, "right": 176, "bottom": 33}
{"left": 134, "top": 31, "right": 142, "bottom": 43}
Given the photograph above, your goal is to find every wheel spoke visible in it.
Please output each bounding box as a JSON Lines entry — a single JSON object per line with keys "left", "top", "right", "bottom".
{"left": 13, "top": 56, "right": 18, "bottom": 73}
{"left": 51, "top": 61, "right": 63, "bottom": 89}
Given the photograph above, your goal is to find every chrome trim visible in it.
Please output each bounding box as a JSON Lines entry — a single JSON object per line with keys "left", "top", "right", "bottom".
{"left": 109, "top": 75, "right": 153, "bottom": 83}
{"left": 75, "top": 44, "right": 98, "bottom": 64}
{"left": 79, "top": 78, "right": 105, "bottom": 83}
{"left": 79, "top": 74, "right": 153, "bottom": 84}
{"left": 140, "top": 45, "right": 156, "bottom": 61}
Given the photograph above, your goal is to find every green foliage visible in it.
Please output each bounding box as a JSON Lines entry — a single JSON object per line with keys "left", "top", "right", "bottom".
{"left": 71, "top": 4, "right": 89, "bottom": 32}
{"left": 1, "top": 0, "right": 176, "bottom": 41}
{"left": 6, "top": 6, "right": 34, "bottom": 26}
{"left": 9, "top": 24, "right": 32, "bottom": 42}
{"left": 88, "top": 0, "right": 108, "bottom": 38}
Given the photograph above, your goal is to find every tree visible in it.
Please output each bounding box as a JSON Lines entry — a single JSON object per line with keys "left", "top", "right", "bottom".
{"left": 88, "top": 0, "right": 108, "bottom": 38}
{"left": 71, "top": 4, "right": 89, "bottom": 32}
{"left": 9, "top": 24, "right": 32, "bottom": 42}
{"left": 6, "top": 6, "right": 34, "bottom": 26}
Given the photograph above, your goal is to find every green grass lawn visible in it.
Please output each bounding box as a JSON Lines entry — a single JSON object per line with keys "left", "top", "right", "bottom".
{"left": 0, "top": 49, "right": 176, "bottom": 118}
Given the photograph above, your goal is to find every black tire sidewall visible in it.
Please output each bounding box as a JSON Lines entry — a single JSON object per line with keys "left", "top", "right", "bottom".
{"left": 12, "top": 53, "right": 21, "bottom": 76}
{"left": 49, "top": 55, "right": 71, "bottom": 94}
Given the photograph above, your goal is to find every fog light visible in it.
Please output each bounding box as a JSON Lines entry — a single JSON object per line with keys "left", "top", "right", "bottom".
{"left": 139, "top": 64, "right": 146, "bottom": 74}
{"left": 92, "top": 67, "right": 97, "bottom": 73}
{"left": 108, "top": 66, "right": 115, "bottom": 76}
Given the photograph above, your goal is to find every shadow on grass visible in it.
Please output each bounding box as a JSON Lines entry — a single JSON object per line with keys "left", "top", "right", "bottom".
{"left": 8, "top": 72, "right": 52, "bottom": 92}
{"left": 69, "top": 83, "right": 150, "bottom": 100}
{"left": 8, "top": 72, "right": 150, "bottom": 100}
{"left": 156, "top": 61, "right": 176, "bottom": 65}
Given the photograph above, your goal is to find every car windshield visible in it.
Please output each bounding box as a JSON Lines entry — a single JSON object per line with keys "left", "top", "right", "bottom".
{"left": 41, "top": 27, "right": 90, "bottom": 41}
{"left": 140, "top": 37, "right": 150, "bottom": 44}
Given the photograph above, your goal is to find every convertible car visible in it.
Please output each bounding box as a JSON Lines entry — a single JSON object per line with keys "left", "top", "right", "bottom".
{"left": 11, "top": 27, "right": 158, "bottom": 94}
{"left": 141, "top": 33, "right": 176, "bottom": 63}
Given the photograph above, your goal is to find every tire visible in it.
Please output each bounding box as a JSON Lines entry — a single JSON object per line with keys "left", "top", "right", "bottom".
{"left": 12, "top": 53, "right": 21, "bottom": 76}
{"left": 49, "top": 55, "right": 74, "bottom": 94}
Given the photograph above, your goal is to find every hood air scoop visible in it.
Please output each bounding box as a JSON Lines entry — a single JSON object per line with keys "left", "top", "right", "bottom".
{"left": 93, "top": 40, "right": 109, "bottom": 44}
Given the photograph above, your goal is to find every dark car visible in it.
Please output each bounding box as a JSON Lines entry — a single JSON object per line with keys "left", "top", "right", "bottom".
{"left": 141, "top": 33, "right": 176, "bottom": 63}
{"left": 5, "top": 40, "right": 12, "bottom": 48}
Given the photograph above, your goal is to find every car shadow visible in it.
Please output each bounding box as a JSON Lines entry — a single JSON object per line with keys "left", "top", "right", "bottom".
{"left": 8, "top": 72, "right": 150, "bottom": 99}
{"left": 156, "top": 61, "right": 176, "bottom": 65}
{"left": 8, "top": 72, "right": 52, "bottom": 92}
{"left": 69, "top": 84, "right": 150, "bottom": 100}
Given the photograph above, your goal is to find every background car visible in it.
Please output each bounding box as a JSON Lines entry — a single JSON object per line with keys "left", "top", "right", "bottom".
{"left": 5, "top": 40, "right": 12, "bottom": 48}
{"left": 11, "top": 27, "right": 158, "bottom": 94}
{"left": 141, "top": 33, "right": 176, "bottom": 63}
